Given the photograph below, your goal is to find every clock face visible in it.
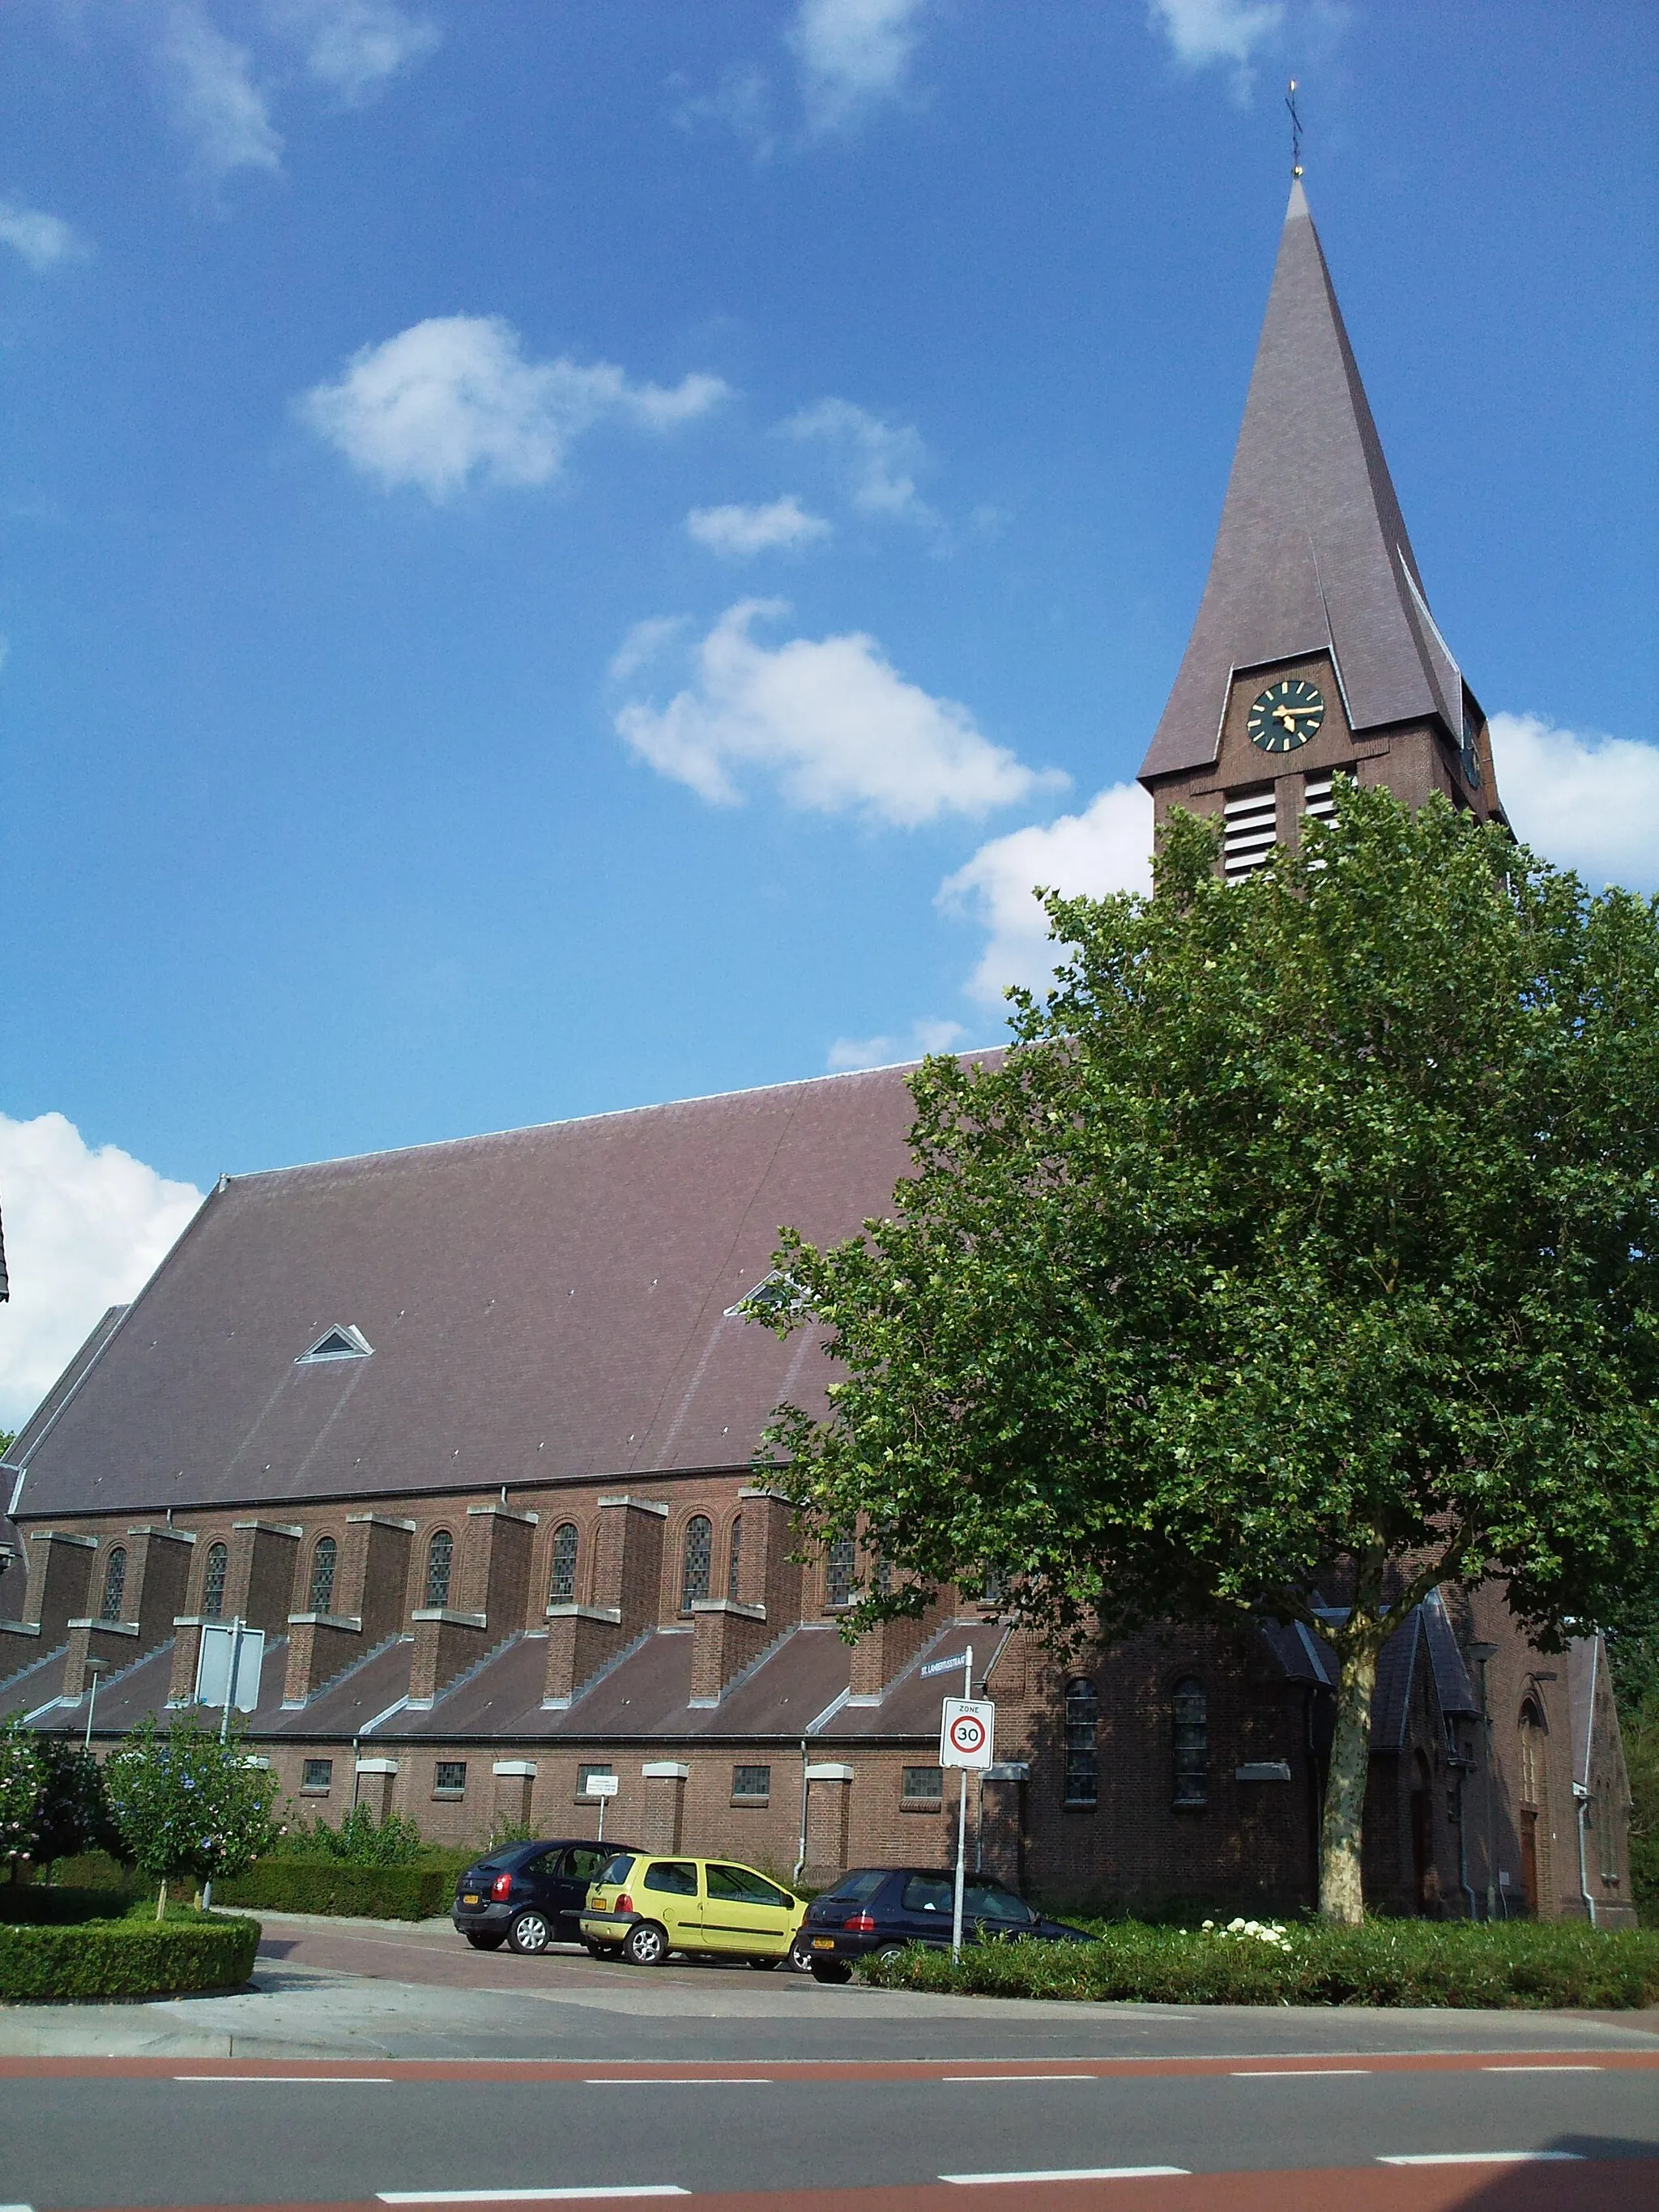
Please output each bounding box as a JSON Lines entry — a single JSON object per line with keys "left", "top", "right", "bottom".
{"left": 1247, "top": 677, "right": 1325, "bottom": 753}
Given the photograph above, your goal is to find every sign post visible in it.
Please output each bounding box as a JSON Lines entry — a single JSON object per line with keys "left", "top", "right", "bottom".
{"left": 586, "top": 1770, "right": 620, "bottom": 1845}
{"left": 931, "top": 1646, "right": 994, "bottom": 1960}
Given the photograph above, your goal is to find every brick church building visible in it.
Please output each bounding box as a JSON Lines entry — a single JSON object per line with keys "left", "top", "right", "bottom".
{"left": 0, "top": 186, "right": 1635, "bottom": 1925}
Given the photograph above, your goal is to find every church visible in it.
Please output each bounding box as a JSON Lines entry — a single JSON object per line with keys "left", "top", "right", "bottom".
{"left": 0, "top": 186, "right": 1635, "bottom": 1926}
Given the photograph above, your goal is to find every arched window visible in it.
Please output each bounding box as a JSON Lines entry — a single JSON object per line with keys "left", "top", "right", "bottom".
{"left": 202, "top": 1542, "right": 228, "bottom": 1619}
{"left": 309, "top": 1536, "right": 337, "bottom": 1614}
{"left": 1519, "top": 1698, "right": 1546, "bottom": 1806}
{"left": 548, "top": 1523, "right": 578, "bottom": 1607}
{"left": 424, "top": 1528, "right": 454, "bottom": 1610}
{"left": 727, "top": 1514, "right": 743, "bottom": 1601}
{"left": 825, "top": 1536, "right": 856, "bottom": 1609}
{"left": 1064, "top": 1677, "right": 1099, "bottom": 1806}
{"left": 680, "top": 1515, "right": 712, "bottom": 1613}
{"left": 100, "top": 1546, "right": 127, "bottom": 1623}
{"left": 1172, "top": 1677, "right": 1209, "bottom": 1807}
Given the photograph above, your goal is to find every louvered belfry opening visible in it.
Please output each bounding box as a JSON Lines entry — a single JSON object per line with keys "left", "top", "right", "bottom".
{"left": 1222, "top": 786, "right": 1277, "bottom": 877}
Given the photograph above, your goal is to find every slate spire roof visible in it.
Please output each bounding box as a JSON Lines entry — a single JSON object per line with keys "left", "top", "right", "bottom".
{"left": 1139, "top": 181, "right": 1471, "bottom": 782}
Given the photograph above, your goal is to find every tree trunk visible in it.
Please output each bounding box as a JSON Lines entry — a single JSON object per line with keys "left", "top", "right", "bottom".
{"left": 1318, "top": 1638, "right": 1379, "bottom": 1924}
{"left": 156, "top": 1876, "right": 168, "bottom": 1923}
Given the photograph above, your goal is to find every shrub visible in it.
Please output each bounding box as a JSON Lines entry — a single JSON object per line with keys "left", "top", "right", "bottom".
{"left": 0, "top": 1914, "right": 259, "bottom": 2001}
{"left": 272, "top": 1804, "right": 424, "bottom": 1865}
{"left": 0, "top": 1886, "right": 134, "bottom": 1926}
{"left": 45, "top": 1851, "right": 137, "bottom": 1891}
{"left": 215, "top": 1860, "right": 451, "bottom": 1920}
{"left": 858, "top": 1919, "right": 1659, "bottom": 2010}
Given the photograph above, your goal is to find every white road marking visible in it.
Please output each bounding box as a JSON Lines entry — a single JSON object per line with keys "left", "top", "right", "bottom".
{"left": 941, "top": 2169, "right": 1190, "bottom": 2185}
{"left": 378, "top": 2192, "right": 689, "bottom": 2205}
{"left": 174, "top": 2073, "right": 394, "bottom": 2084}
{"left": 1378, "top": 2152, "right": 1585, "bottom": 2167}
{"left": 1239, "top": 2052, "right": 1380, "bottom": 2070}
{"left": 1481, "top": 2064, "right": 1603, "bottom": 2073}
{"left": 582, "top": 2078, "right": 770, "bottom": 2086}
{"left": 941, "top": 2074, "right": 1097, "bottom": 2082}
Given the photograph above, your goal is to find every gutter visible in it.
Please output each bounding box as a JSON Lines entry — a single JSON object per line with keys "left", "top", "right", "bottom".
{"left": 1574, "top": 1640, "right": 1600, "bottom": 1928}
{"left": 794, "top": 1734, "right": 809, "bottom": 1887}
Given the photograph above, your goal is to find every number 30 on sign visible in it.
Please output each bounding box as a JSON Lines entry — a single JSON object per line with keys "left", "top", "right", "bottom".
{"left": 940, "top": 1698, "right": 996, "bottom": 1770}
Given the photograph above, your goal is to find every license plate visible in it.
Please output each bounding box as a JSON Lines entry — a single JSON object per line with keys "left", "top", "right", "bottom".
{"left": 462, "top": 1894, "right": 480, "bottom": 1906}
{"left": 811, "top": 1937, "right": 835, "bottom": 1950}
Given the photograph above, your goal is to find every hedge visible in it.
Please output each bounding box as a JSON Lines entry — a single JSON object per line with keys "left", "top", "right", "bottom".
{"left": 858, "top": 1919, "right": 1659, "bottom": 2009}
{"left": 0, "top": 1886, "right": 137, "bottom": 1927}
{"left": 0, "top": 1914, "right": 260, "bottom": 2001}
{"left": 215, "top": 1860, "right": 453, "bottom": 1920}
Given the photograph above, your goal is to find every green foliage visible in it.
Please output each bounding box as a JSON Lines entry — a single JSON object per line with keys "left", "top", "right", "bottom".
{"left": 859, "top": 1919, "right": 1659, "bottom": 2008}
{"left": 272, "top": 1802, "right": 424, "bottom": 1865}
{"left": 0, "top": 1913, "right": 258, "bottom": 2001}
{"left": 0, "top": 1885, "right": 134, "bottom": 1925}
{"left": 0, "top": 1716, "right": 46, "bottom": 1868}
{"left": 46, "top": 1850, "right": 139, "bottom": 1891}
{"left": 763, "top": 788, "right": 1659, "bottom": 1914}
{"left": 215, "top": 1860, "right": 451, "bottom": 1920}
{"left": 103, "top": 1714, "right": 279, "bottom": 1902}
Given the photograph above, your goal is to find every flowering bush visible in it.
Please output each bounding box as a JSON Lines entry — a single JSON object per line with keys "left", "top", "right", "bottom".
{"left": 1201, "top": 1916, "right": 1293, "bottom": 1946}
{"left": 104, "top": 1715, "right": 279, "bottom": 1918}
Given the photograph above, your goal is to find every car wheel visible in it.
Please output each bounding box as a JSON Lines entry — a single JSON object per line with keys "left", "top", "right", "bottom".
{"left": 508, "top": 1910, "right": 552, "bottom": 1955}
{"left": 584, "top": 1938, "right": 620, "bottom": 1959}
{"left": 748, "top": 1955, "right": 782, "bottom": 1971}
{"left": 623, "top": 1920, "right": 670, "bottom": 1967}
{"left": 810, "top": 1959, "right": 853, "bottom": 1984}
{"left": 871, "top": 1942, "right": 906, "bottom": 1963}
{"left": 465, "top": 1932, "right": 505, "bottom": 1951}
{"left": 788, "top": 1938, "right": 816, "bottom": 1973}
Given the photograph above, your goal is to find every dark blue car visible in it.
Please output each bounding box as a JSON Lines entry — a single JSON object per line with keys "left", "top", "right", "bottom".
{"left": 791, "top": 1865, "right": 1092, "bottom": 1981}
{"left": 453, "top": 1837, "right": 633, "bottom": 1954}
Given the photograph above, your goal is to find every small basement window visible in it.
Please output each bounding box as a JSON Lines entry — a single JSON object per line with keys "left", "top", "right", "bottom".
{"left": 731, "top": 1763, "right": 770, "bottom": 1804}
{"left": 296, "top": 1324, "right": 373, "bottom": 1363}
{"left": 433, "top": 1760, "right": 467, "bottom": 1799}
{"left": 578, "top": 1764, "right": 615, "bottom": 1798}
{"left": 902, "top": 1766, "right": 943, "bottom": 1808}
{"left": 301, "top": 1758, "right": 333, "bottom": 1795}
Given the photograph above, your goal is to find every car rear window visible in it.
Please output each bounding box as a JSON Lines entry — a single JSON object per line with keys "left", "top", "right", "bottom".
{"left": 820, "top": 1869, "right": 888, "bottom": 1906}
{"left": 595, "top": 1854, "right": 635, "bottom": 1886}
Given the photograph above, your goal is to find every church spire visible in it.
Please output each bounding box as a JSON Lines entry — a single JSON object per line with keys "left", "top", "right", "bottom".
{"left": 1139, "top": 185, "right": 1500, "bottom": 829}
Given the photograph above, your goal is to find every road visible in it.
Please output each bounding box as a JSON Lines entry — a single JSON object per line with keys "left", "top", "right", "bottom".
{"left": 1, "top": 1916, "right": 1655, "bottom": 2210}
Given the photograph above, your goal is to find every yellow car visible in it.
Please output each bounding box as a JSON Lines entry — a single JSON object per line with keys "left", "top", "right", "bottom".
{"left": 580, "top": 1852, "right": 808, "bottom": 1969}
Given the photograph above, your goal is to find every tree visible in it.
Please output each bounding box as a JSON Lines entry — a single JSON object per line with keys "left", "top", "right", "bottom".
{"left": 760, "top": 787, "right": 1659, "bottom": 1921}
{"left": 104, "top": 1714, "right": 279, "bottom": 1916}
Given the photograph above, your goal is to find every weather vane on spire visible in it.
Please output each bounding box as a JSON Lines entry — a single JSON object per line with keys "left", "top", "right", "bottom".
{"left": 1286, "top": 78, "right": 1304, "bottom": 179}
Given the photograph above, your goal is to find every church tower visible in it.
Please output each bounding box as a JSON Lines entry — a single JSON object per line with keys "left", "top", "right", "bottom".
{"left": 1138, "top": 184, "right": 1507, "bottom": 876}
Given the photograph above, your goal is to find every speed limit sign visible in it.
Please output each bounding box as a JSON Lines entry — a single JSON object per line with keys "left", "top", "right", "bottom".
{"left": 940, "top": 1697, "right": 995, "bottom": 1771}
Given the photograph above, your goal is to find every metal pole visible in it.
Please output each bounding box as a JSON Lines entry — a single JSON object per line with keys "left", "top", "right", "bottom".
{"left": 597, "top": 1792, "right": 606, "bottom": 1848}
{"left": 220, "top": 1616, "right": 243, "bottom": 1744}
{"left": 951, "top": 1644, "right": 972, "bottom": 1960}
{"left": 83, "top": 1669, "right": 100, "bottom": 1751}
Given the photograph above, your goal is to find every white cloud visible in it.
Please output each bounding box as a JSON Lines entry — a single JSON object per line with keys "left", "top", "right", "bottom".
{"left": 301, "top": 315, "right": 728, "bottom": 500}
{"left": 158, "top": 2, "right": 284, "bottom": 179}
{"left": 790, "top": 0, "right": 930, "bottom": 134}
{"left": 826, "top": 1016, "right": 966, "bottom": 1072}
{"left": 616, "top": 599, "right": 1064, "bottom": 825}
{"left": 609, "top": 616, "right": 690, "bottom": 685}
{"left": 0, "top": 1113, "right": 203, "bottom": 1433}
{"left": 268, "top": 0, "right": 441, "bottom": 104}
{"left": 940, "top": 783, "right": 1155, "bottom": 1004}
{"left": 0, "top": 201, "right": 90, "bottom": 272}
{"left": 686, "top": 496, "right": 831, "bottom": 558}
{"left": 1489, "top": 711, "right": 1659, "bottom": 891}
{"left": 1149, "top": 0, "right": 1285, "bottom": 69}
{"left": 785, "top": 396, "right": 933, "bottom": 523}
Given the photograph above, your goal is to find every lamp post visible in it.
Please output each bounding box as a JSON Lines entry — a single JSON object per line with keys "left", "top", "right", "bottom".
{"left": 83, "top": 1656, "right": 110, "bottom": 1751}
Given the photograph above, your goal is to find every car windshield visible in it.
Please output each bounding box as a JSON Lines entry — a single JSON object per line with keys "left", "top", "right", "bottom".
{"left": 820, "top": 1869, "right": 887, "bottom": 1905}
{"left": 596, "top": 1854, "right": 635, "bottom": 1886}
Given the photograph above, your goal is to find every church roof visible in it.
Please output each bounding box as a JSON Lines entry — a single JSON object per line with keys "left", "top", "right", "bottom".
{"left": 1140, "top": 182, "right": 1467, "bottom": 782}
{"left": 5, "top": 1066, "right": 931, "bottom": 1522}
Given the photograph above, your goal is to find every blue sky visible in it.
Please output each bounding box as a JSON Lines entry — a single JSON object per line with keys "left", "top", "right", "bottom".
{"left": 2, "top": 1, "right": 1656, "bottom": 1423}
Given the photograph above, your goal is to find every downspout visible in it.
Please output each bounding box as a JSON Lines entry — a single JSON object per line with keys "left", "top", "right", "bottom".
{"left": 1574, "top": 1640, "right": 1600, "bottom": 1927}
{"left": 793, "top": 1735, "right": 809, "bottom": 1886}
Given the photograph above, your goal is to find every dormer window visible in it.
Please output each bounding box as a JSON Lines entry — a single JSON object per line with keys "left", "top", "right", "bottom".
{"left": 296, "top": 1325, "right": 373, "bottom": 1364}
{"left": 724, "top": 1272, "right": 807, "bottom": 1320}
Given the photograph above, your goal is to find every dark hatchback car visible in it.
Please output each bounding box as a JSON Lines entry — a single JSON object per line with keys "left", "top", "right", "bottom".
{"left": 453, "top": 1838, "right": 629, "bottom": 1954}
{"left": 792, "top": 1866, "right": 1091, "bottom": 1981}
